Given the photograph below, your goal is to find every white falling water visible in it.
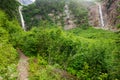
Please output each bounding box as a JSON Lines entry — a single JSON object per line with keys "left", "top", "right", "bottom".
{"left": 98, "top": 3, "right": 104, "bottom": 27}
{"left": 65, "top": 4, "right": 70, "bottom": 19}
{"left": 19, "top": 6, "right": 26, "bottom": 31}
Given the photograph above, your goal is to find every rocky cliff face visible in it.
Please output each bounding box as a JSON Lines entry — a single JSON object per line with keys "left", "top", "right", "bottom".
{"left": 88, "top": 0, "right": 120, "bottom": 29}
{"left": 88, "top": 4, "right": 100, "bottom": 27}
{"left": 103, "top": 0, "right": 120, "bottom": 28}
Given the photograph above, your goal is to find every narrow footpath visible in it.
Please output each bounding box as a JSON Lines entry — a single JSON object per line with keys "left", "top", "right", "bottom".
{"left": 17, "top": 49, "right": 29, "bottom": 80}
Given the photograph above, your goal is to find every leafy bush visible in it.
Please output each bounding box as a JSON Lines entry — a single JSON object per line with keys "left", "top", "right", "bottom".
{"left": 1, "top": 6, "right": 120, "bottom": 79}
{"left": 0, "top": 27, "right": 18, "bottom": 79}
{"left": 0, "top": 0, "right": 19, "bottom": 18}
{"left": 29, "top": 56, "right": 63, "bottom": 80}
{"left": 68, "top": 0, "right": 89, "bottom": 27}
{"left": 0, "top": 10, "right": 18, "bottom": 80}
{"left": 16, "top": 24, "right": 120, "bottom": 79}
{"left": 0, "top": 44, "right": 18, "bottom": 79}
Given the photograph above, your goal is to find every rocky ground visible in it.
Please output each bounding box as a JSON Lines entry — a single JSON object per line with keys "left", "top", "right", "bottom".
{"left": 17, "top": 49, "right": 29, "bottom": 80}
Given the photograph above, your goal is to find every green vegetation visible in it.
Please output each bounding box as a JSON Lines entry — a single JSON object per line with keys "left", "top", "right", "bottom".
{"left": 69, "top": 0, "right": 89, "bottom": 28}
{"left": 0, "top": 0, "right": 120, "bottom": 80}
{"left": 18, "top": 26, "right": 119, "bottom": 80}
{"left": 0, "top": 10, "right": 19, "bottom": 79}
{"left": 22, "top": 0, "right": 65, "bottom": 29}
{"left": 0, "top": 0, "right": 19, "bottom": 18}
{"left": 22, "top": 0, "right": 90, "bottom": 30}
{"left": 29, "top": 56, "right": 65, "bottom": 80}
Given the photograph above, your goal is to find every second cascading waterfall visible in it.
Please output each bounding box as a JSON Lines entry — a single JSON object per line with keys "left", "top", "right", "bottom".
{"left": 19, "top": 6, "right": 26, "bottom": 31}
{"left": 98, "top": 3, "right": 104, "bottom": 27}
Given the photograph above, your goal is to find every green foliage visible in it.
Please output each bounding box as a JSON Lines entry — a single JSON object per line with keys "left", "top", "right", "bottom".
{"left": 22, "top": 0, "right": 90, "bottom": 29}
{"left": 0, "top": 43, "right": 18, "bottom": 79}
{"left": 29, "top": 56, "right": 63, "bottom": 80}
{"left": 0, "top": 27, "right": 18, "bottom": 79}
{"left": 0, "top": 0, "right": 19, "bottom": 18}
{"left": 116, "top": 24, "right": 120, "bottom": 28}
{"left": 22, "top": 0, "right": 65, "bottom": 29}
{"left": 68, "top": 27, "right": 118, "bottom": 39}
{"left": 0, "top": 10, "right": 18, "bottom": 79}
{"left": 0, "top": 10, "right": 23, "bottom": 47}
{"left": 16, "top": 23, "right": 120, "bottom": 79}
{"left": 0, "top": 2, "right": 120, "bottom": 79}
{"left": 68, "top": 0, "right": 89, "bottom": 27}
{"left": 0, "top": 27, "right": 8, "bottom": 43}
{"left": 0, "top": 10, "right": 6, "bottom": 23}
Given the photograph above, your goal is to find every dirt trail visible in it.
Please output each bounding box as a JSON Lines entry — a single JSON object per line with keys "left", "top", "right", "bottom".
{"left": 17, "top": 49, "right": 29, "bottom": 80}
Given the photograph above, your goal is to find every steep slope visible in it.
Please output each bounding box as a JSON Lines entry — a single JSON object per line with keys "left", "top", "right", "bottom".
{"left": 88, "top": 0, "right": 120, "bottom": 30}
{"left": 102, "top": 0, "right": 120, "bottom": 28}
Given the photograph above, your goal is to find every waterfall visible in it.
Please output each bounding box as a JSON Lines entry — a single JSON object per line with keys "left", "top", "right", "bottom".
{"left": 18, "top": 6, "right": 26, "bottom": 31}
{"left": 65, "top": 4, "right": 70, "bottom": 18}
{"left": 64, "top": 3, "right": 76, "bottom": 30}
{"left": 18, "top": 0, "right": 36, "bottom": 31}
{"left": 98, "top": 3, "right": 104, "bottom": 27}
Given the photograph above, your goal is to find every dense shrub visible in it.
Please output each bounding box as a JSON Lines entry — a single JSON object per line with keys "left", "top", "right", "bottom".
{"left": 68, "top": 0, "right": 89, "bottom": 28}
{"left": 16, "top": 24, "right": 120, "bottom": 79}
{"left": 0, "top": 27, "right": 18, "bottom": 79}
{"left": 0, "top": 10, "right": 19, "bottom": 80}
{"left": 0, "top": 5, "right": 120, "bottom": 79}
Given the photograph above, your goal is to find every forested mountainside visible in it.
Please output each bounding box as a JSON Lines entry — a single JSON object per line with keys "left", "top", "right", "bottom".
{"left": 22, "top": 0, "right": 66, "bottom": 29}
{"left": 22, "top": 0, "right": 89, "bottom": 30}
{"left": 0, "top": 0, "right": 120, "bottom": 80}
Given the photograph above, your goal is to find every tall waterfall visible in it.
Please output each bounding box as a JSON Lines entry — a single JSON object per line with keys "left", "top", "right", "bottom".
{"left": 98, "top": 3, "right": 104, "bottom": 27}
{"left": 19, "top": 6, "right": 26, "bottom": 31}
{"left": 18, "top": 0, "right": 36, "bottom": 31}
